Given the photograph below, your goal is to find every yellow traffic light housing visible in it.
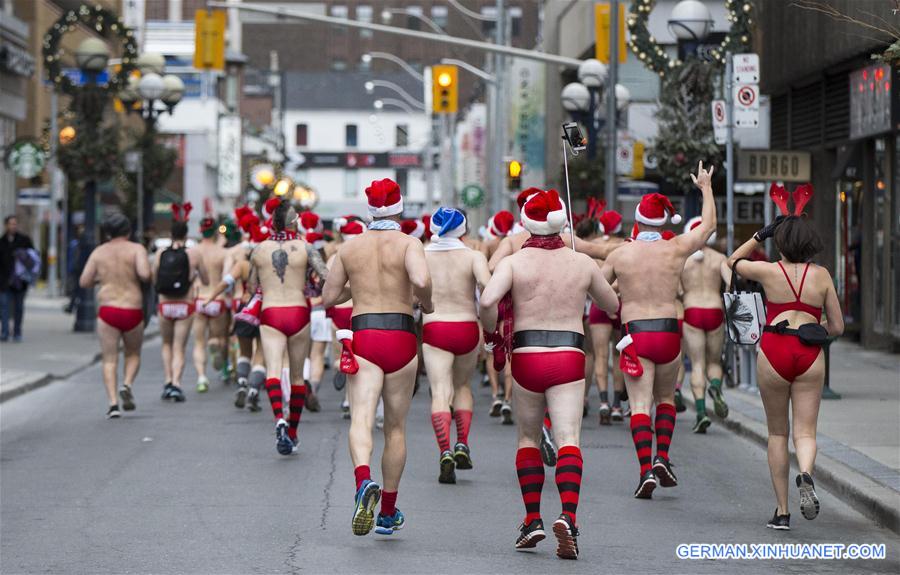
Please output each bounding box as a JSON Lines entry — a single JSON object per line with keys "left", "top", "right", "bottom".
{"left": 507, "top": 160, "right": 523, "bottom": 190}
{"left": 432, "top": 65, "right": 458, "bottom": 114}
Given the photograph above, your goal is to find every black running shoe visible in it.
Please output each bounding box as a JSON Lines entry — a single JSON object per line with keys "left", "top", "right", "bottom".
{"left": 515, "top": 518, "right": 546, "bottom": 550}
{"left": 438, "top": 450, "right": 456, "bottom": 484}
{"left": 634, "top": 470, "right": 657, "bottom": 499}
{"left": 275, "top": 419, "right": 293, "bottom": 456}
{"left": 161, "top": 383, "right": 175, "bottom": 400}
{"left": 234, "top": 385, "right": 248, "bottom": 409}
{"left": 453, "top": 442, "right": 473, "bottom": 470}
{"left": 598, "top": 403, "right": 611, "bottom": 426}
{"left": 501, "top": 401, "right": 514, "bottom": 425}
{"left": 692, "top": 414, "right": 711, "bottom": 434}
{"left": 333, "top": 370, "right": 346, "bottom": 391}
{"left": 708, "top": 384, "right": 729, "bottom": 419}
{"left": 652, "top": 455, "right": 678, "bottom": 487}
{"left": 766, "top": 509, "right": 791, "bottom": 530}
{"left": 119, "top": 386, "right": 135, "bottom": 411}
{"left": 306, "top": 389, "right": 321, "bottom": 412}
{"left": 106, "top": 404, "right": 121, "bottom": 419}
{"left": 489, "top": 398, "right": 502, "bottom": 417}
{"left": 247, "top": 388, "right": 261, "bottom": 411}
{"left": 552, "top": 514, "right": 579, "bottom": 560}
{"left": 169, "top": 385, "right": 186, "bottom": 403}
{"left": 610, "top": 406, "right": 624, "bottom": 422}
{"left": 673, "top": 389, "right": 686, "bottom": 413}
{"left": 540, "top": 426, "right": 557, "bottom": 467}
{"left": 796, "top": 472, "right": 820, "bottom": 520}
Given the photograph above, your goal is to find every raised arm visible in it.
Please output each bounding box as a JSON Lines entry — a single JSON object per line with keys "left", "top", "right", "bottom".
{"left": 322, "top": 253, "right": 351, "bottom": 308}
{"left": 675, "top": 162, "right": 717, "bottom": 254}
{"left": 488, "top": 236, "right": 513, "bottom": 271}
{"left": 480, "top": 257, "right": 513, "bottom": 333}
{"left": 405, "top": 239, "right": 433, "bottom": 313}
{"left": 566, "top": 236, "right": 619, "bottom": 260}
{"left": 587, "top": 256, "right": 619, "bottom": 314}
{"left": 78, "top": 251, "right": 98, "bottom": 289}
{"left": 472, "top": 251, "right": 492, "bottom": 292}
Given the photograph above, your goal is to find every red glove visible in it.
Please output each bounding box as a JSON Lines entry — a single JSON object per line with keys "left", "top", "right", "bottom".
{"left": 335, "top": 329, "right": 359, "bottom": 375}
{"left": 616, "top": 334, "right": 643, "bottom": 378}
{"left": 483, "top": 329, "right": 506, "bottom": 372}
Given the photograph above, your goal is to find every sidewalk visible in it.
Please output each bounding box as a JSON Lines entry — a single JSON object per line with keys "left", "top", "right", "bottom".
{"left": 684, "top": 340, "right": 900, "bottom": 534}
{"left": 0, "top": 295, "right": 158, "bottom": 402}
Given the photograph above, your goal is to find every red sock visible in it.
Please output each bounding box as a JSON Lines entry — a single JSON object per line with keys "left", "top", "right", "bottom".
{"left": 381, "top": 491, "right": 397, "bottom": 517}
{"left": 543, "top": 408, "right": 552, "bottom": 430}
{"left": 354, "top": 465, "right": 370, "bottom": 491}
{"left": 431, "top": 411, "right": 452, "bottom": 453}
{"left": 630, "top": 413, "right": 653, "bottom": 475}
{"left": 655, "top": 403, "right": 676, "bottom": 461}
{"left": 556, "top": 446, "right": 583, "bottom": 524}
{"left": 453, "top": 409, "right": 472, "bottom": 446}
{"left": 287, "top": 383, "right": 306, "bottom": 440}
{"left": 264, "top": 378, "right": 283, "bottom": 421}
{"left": 516, "top": 447, "right": 544, "bottom": 524}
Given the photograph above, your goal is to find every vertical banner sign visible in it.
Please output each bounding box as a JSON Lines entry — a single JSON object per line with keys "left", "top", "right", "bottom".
{"left": 711, "top": 99, "right": 727, "bottom": 144}
{"left": 218, "top": 115, "right": 242, "bottom": 198}
{"left": 507, "top": 58, "right": 546, "bottom": 189}
{"left": 194, "top": 9, "right": 226, "bottom": 70}
{"left": 594, "top": 3, "right": 627, "bottom": 64}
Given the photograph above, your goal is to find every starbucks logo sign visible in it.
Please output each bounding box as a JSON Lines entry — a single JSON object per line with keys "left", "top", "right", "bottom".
{"left": 5, "top": 139, "right": 46, "bottom": 179}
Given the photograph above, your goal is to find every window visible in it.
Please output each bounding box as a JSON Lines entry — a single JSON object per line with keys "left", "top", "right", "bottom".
{"left": 431, "top": 6, "right": 448, "bottom": 29}
{"left": 344, "top": 169, "right": 358, "bottom": 198}
{"left": 395, "top": 124, "right": 409, "bottom": 148}
{"left": 406, "top": 6, "right": 422, "bottom": 30}
{"left": 345, "top": 124, "right": 358, "bottom": 148}
{"left": 356, "top": 5, "right": 373, "bottom": 38}
{"left": 331, "top": 59, "right": 347, "bottom": 71}
{"left": 295, "top": 124, "right": 308, "bottom": 147}
{"left": 510, "top": 7, "right": 523, "bottom": 37}
{"left": 330, "top": 4, "right": 348, "bottom": 18}
{"left": 481, "top": 7, "right": 497, "bottom": 36}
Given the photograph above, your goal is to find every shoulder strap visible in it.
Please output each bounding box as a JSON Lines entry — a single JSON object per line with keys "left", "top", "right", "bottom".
{"left": 729, "top": 258, "right": 753, "bottom": 293}
{"left": 796, "top": 263, "right": 811, "bottom": 300}
{"left": 777, "top": 261, "right": 801, "bottom": 300}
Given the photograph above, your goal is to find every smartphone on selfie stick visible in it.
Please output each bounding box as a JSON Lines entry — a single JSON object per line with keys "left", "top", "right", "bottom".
{"left": 560, "top": 122, "right": 586, "bottom": 250}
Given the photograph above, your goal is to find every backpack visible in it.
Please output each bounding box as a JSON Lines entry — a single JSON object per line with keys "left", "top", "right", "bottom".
{"left": 11, "top": 248, "right": 40, "bottom": 290}
{"left": 155, "top": 246, "right": 191, "bottom": 296}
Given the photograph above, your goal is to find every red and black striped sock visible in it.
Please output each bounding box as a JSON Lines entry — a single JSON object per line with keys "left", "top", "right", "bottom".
{"left": 453, "top": 409, "right": 472, "bottom": 446}
{"left": 543, "top": 408, "right": 552, "bottom": 430}
{"left": 630, "top": 413, "right": 653, "bottom": 475}
{"left": 431, "top": 411, "right": 452, "bottom": 453}
{"left": 264, "top": 378, "right": 283, "bottom": 421}
{"left": 287, "top": 383, "right": 306, "bottom": 441}
{"left": 381, "top": 491, "right": 397, "bottom": 517}
{"left": 655, "top": 403, "right": 676, "bottom": 461}
{"left": 354, "top": 465, "right": 370, "bottom": 491}
{"left": 516, "top": 447, "right": 544, "bottom": 524}
{"left": 556, "top": 445, "right": 583, "bottom": 524}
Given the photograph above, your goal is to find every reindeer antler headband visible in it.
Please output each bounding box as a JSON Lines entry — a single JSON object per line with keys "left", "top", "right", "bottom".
{"left": 171, "top": 202, "right": 193, "bottom": 222}
{"left": 769, "top": 183, "right": 813, "bottom": 216}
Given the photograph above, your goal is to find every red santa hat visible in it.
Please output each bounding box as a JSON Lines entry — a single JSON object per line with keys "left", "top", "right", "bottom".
{"left": 339, "top": 220, "right": 364, "bottom": 238}
{"left": 488, "top": 210, "right": 515, "bottom": 238}
{"left": 520, "top": 189, "right": 568, "bottom": 236}
{"left": 249, "top": 222, "right": 269, "bottom": 244}
{"left": 516, "top": 187, "right": 543, "bottom": 210}
{"left": 263, "top": 197, "right": 282, "bottom": 218}
{"left": 597, "top": 210, "right": 623, "bottom": 237}
{"left": 366, "top": 178, "right": 403, "bottom": 218}
{"left": 401, "top": 219, "right": 425, "bottom": 239}
{"left": 305, "top": 231, "right": 325, "bottom": 249}
{"left": 684, "top": 215, "right": 717, "bottom": 245}
{"left": 300, "top": 211, "right": 323, "bottom": 233}
{"left": 421, "top": 214, "right": 432, "bottom": 241}
{"left": 634, "top": 193, "right": 681, "bottom": 227}
{"left": 662, "top": 230, "right": 676, "bottom": 240}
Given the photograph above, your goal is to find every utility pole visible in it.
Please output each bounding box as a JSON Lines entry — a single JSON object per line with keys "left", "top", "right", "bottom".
{"left": 725, "top": 51, "right": 735, "bottom": 254}
{"left": 493, "top": 0, "right": 506, "bottom": 212}
{"left": 47, "top": 91, "right": 60, "bottom": 297}
{"left": 604, "top": 0, "right": 619, "bottom": 211}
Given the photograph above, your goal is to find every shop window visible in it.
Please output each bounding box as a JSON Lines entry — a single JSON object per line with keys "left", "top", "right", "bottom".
{"left": 346, "top": 124, "right": 358, "bottom": 148}
{"left": 395, "top": 124, "right": 409, "bottom": 148}
{"left": 295, "top": 124, "right": 308, "bottom": 147}
{"left": 344, "top": 169, "right": 358, "bottom": 198}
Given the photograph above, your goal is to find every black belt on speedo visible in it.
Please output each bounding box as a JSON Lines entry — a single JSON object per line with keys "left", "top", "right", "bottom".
{"left": 624, "top": 318, "right": 679, "bottom": 334}
{"left": 352, "top": 313, "right": 416, "bottom": 334}
{"left": 512, "top": 330, "right": 584, "bottom": 349}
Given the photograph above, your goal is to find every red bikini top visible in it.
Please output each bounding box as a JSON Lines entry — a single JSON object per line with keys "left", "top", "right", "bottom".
{"left": 765, "top": 262, "right": 822, "bottom": 323}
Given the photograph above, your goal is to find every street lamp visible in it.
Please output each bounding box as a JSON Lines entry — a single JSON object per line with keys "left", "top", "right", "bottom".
{"left": 668, "top": 0, "right": 713, "bottom": 56}
{"left": 75, "top": 37, "right": 111, "bottom": 72}
{"left": 361, "top": 52, "right": 424, "bottom": 81}
{"left": 380, "top": 8, "right": 447, "bottom": 35}
{"left": 364, "top": 79, "right": 425, "bottom": 110}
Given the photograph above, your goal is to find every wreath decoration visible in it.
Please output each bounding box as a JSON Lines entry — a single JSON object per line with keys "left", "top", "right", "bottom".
{"left": 627, "top": 0, "right": 755, "bottom": 77}
{"left": 42, "top": 4, "right": 137, "bottom": 96}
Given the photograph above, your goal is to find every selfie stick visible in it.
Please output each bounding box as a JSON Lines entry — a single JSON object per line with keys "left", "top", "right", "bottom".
{"left": 561, "top": 135, "right": 577, "bottom": 252}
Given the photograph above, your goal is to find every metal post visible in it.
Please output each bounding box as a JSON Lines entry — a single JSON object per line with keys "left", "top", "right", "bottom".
{"left": 47, "top": 91, "right": 60, "bottom": 296}
{"left": 136, "top": 152, "right": 144, "bottom": 242}
{"left": 494, "top": 0, "right": 506, "bottom": 211}
{"left": 763, "top": 182, "right": 772, "bottom": 259}
{"left": 448, "top": 113, "right": 457, "bottom": 206}
{"left": 604, "top": 0, "right": 619, "bottom": 211}
{"left": 725, "top": 51, "right": 735, "bottom": 254}
{"left": 141, "top": 117, "right": 155, "bottom": 241}
{"left": 587, "top": 88, "right": 598, "bottom": 160}
{"left": 74, "top": 178, "right": 96, "bottom": 332}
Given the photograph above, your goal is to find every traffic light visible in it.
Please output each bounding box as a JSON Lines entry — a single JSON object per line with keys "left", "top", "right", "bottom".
{"left": 507, "top": 159, "right": 522, "bottom": 190}
{"left": 432, "top": 65, "right": 458, "bottom": 114}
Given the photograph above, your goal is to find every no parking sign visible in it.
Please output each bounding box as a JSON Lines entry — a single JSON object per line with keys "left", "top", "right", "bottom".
{"left": 733, "top": 84, "right": 759, "bottom": 128}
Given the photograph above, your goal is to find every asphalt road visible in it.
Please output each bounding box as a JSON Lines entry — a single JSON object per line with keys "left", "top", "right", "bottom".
{"left": 2, "top": 338, "right": 897, "bottom": 574}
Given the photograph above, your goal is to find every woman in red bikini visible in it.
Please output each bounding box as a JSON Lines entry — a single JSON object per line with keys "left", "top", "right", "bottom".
{"left": 727, "top": 183, "right": 844, "bottom": 531}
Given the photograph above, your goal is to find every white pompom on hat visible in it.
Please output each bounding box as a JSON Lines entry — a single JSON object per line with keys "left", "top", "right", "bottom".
{"left": 635, "top": 193, "right": 681, "bottom": 227}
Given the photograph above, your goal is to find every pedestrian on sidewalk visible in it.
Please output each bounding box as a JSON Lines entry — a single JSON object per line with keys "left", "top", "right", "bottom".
{"left": 727, "top": 184, "right": 844, "bottom": 531}
{"left": 0, "top": 215, "right": 38, "bottom": 342}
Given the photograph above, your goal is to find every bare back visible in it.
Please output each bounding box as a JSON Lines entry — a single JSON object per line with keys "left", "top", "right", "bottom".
{"left": 340, "top": 231, "right": 417, "bottom": 315}
{"left": 424, "top": 249, "right": 488, "bottom": 322}
{"left": 82, "top": 240, "right": 148, "bottom": 308}
{"left": 606, "top": 240, "right": 690, "bottom": 322}
{"left": 251, "top": 238, "right": 309, "bottom": 308}
{"left": 681, "top": 247, "right": 727, "bottom": 309}
{"left": 194, "top": 240, "right": 227, "bottom": 299}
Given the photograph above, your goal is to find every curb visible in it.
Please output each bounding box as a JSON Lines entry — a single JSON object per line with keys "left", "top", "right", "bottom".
{"left": 682, "top": 389, "right": 900, "bottom": 535}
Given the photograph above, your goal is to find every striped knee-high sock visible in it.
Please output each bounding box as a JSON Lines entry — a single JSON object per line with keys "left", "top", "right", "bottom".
{"left": 453, "top": 409, "right": 472, "bottom": 446}
{"left": 630, "top": 413, "right": 653, "bottom": 475}
{"left": 264, "top": 377, "right": 284, "bottom": 420}
{"left": 431, "top": 411, "right": 452, "bottom": 453}
{"left": 287, "top": 383, "right": 306, "bottom": 440}
{"left": 556, "top": 446, "right": 583, "bottom": 524}
{"left": 655, "top": 403, "right": 676, "bottom": 461}
{"left": 516, "top": 447, "right": 544, "bottom": 524}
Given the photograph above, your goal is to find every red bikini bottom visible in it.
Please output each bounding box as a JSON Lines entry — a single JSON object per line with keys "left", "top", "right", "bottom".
{"left": 98, "top": 306, "right": 144, "bottom": 332}
{"left": 760, "top": 332, "right": 822, "bottom": 382}
{"left": 422, "top": 321, "right": 480, "bottom": 355}
{"left": 260, "top": 306, "right": 311, "bottom": 338}
{"left": 683, "top": 307, "right": 725, "bottom": 331}
{"left": 511, "top": 350, "right": 586, "bottom": 394}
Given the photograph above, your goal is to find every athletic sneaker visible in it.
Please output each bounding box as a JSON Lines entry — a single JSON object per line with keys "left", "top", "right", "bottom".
{"left": 598, "top": 403, "right": 611, "bottom": 426}
{"left": 333, "top": 370, "right": 346, "bottom": 391}
{"left": 610, "top": 406, "right": 624, "bottom": 422}
{"left": 275, "top": 419, "right": 293, "bottom": 456}
{"left": 501, "top": 401, "right": 514, "bottom": 425}
{"left": 438, "top": 450, "right": 456, "bottom": 484}
{"left": 168, "top": 385, "right": 185, "bottom": 402}
{"left": 106, "top": 404, "right": 121, "bottom": 419}
{"left": 766, "top": 509, "right": 791, "bottom": 530}
{"left": 796, "top": 472, "right": 820, "bottom": 520}
{"left": 234, "top": 385, "right": 248, "bottom": 409}
{"left": 306, "top": 389, "right": 321, "bottom": 412}
{"left": 674, "top": 389, "right": 686, "bottom": 413}
{"left": 490, "top": 398, "right": 503, "bottom": 417}
{"left": 652, "top": 455, "right": 678, "bottom": 487}
{"left": 453, "top": 442, "right": 473, "bottom": 470}
{"left": 540, "top": 426, "right": 558, "bottom": 467}
{"left": 352, "top": 479, "right": 381, "bottom": 536}
{"left": 374, "top": 509, "right": 405, "bottom": 535}
{"left": 119, "top": 386, "right": 135, "bottom": 411}
{"left": 341, "top": 399, "right": 351, "bottom": 420}
{"left": 634, "top": 469, "right": 657, "bottom": 499}
{"left": 708, "top": 385, "right": 729, "bottom": 419}
{"left": 161, "top": 383, "right": 176, "bottom": 400}
{"left": 196, "top": 376, "right": 209, "bottom": 393}
{"left": 692, "top": 414, "right": 711, "bottom": 434}
{"left": 247, "top": 388, "right": 261, "bottom": 412}
{"left": 552, "top": 514, "right": 579, "bottom": 560}
{"left": 515, "top": 519, "right": 545, "bottom": 549}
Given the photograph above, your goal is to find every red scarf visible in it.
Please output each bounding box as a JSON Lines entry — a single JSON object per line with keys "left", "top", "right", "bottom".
{"left": 523, "top": 234, "right": 565, "bottom": 250}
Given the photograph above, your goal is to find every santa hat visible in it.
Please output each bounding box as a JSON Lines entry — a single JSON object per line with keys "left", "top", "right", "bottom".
{"left": 234, "top": 205, "right": 253, "bottom": 226}
{"left": 263, "top": 197, "right": 281, "bottom": 218}
{"left": 520, "top": 189, "right": 568, "bottom": 236}
{"left": 401, "top": 219, "right": 424, "bottom": 238}
{"left": 238, "top": 213, "right": 259, "bottom": 233}
{"left": 430, "top": 207, "right": 467, "bottom": 238}
{"left": 635, "top": 193, "right": 681, "bottom": 227}
{"left": 339, "top": 220, "right": 364, "bottom": 239}
{"left": 516, "top": 187, "right": 543, "bottom": 210}
{"left": 421, "top": 214, "right": 432, "bottom": 241}
{"left": 488, "top": 210, "right": 515, "bottom": 238}
{"left": 662, "top": 230, "right": 676, "bottom": 240}
{"left": 684, "top": 215, "right": 717, "bottom": 246}
{"left": 366, "top": 178, "right": 403, "bottom": 218}
{"left": 305, "top": 231, "right": 325, "bottom": 249}
{"left": 597, "top": 210, "right": 623, "bottom": 237}
{"left": 300, "top": 211, "right": 323, "bottom": 233}
{"left": 249, "top": 222, "right": 269, "bottom": 244}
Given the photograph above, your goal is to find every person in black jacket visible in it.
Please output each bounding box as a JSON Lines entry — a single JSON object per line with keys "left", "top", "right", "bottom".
{"left": 0, "top": 215, "right": 35, "bottom": 341}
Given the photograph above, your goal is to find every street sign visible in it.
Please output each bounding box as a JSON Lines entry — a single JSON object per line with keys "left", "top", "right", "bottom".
{"left": 732, "top": 53, "right": 760, "bottom": 84}
{"left": 217, "top": 115, "right": 242, "bottom": 198}
{"left": 738, "top": 150, "right": 811, "bottom": 182}
{"left": 124, "top": 150, "right": 143, "bottom": 173}
{"left": 5, "top": 139, "right": 46, "bottom": 179}
{"left": 733, "top": 84, "right": 760, "bottom": 128}
{"left": 61, "top": 68, "right": 109, "bottom": 86}
{"left": 594, "top": 3, "right": 626, "bottom": 64}
{"left": 711, "top": 99, "right": 727, "bottom": 145}
{"left": 193, "top": 9, "right": 226, "bottom": 70}
{"left": 460, "top": 184, "right": 485, "bottom": 208}
{"left": 17, "top": 187, "right": 51, "bottom": 206}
